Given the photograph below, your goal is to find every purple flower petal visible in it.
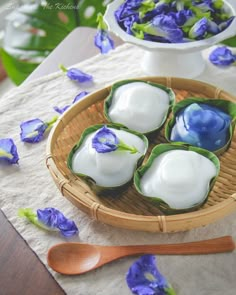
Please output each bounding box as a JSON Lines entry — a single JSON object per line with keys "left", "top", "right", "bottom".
{"left": 20, "top": 118, "right": 47, "bottom": 143}
{"left": 0, "top": 138, "right": 19, "bottom": 165}
{"left": 219, "top": 16, "right": 235, "bottom": 31}
{"left": 53, "top": 105, "right": 70, "bottom": 114}
{"left": 115, "top": 0, "right": 143, "bottom": 22}
{"left": 57, "top": 219, "right": 79, "bottom": 237}
{"left": 189, "top": 17, "right": 208, "bottom": 39}
{"left": 37, "top": 207, "right": 78, "bottom": 237}
{"left": 194, "top": 0, "right": 214, "bottom": 12}
{"left": 142, "top": 4, "right": 170, "bottom": 23}
{"left": 133, "top": 15, "right": 184, "bottom": 43}
{"left": 207, "top": 19, "right": 220, "bottom": 34}
{"left": 92, "top": 126, "right": 119, "bottom": 153}
{"left": 53, "top": 92, "right": 89, "bottom": 114}
{"left": 126, "top": 255, "right": 173, "bottom": 295}
{"left": 72, "top": 91, "right": 89, "bottom": 103}
{"left": 37, "top": 208, "right": 66, "bottom": 228}
{"left": 209, "top": 46, "right": 236, "bottom": 66}
{"left": 94, "top": 30, "right": 115, "bottom": 54}
{"left": 171, "top": 9, "right": 195, "bottom": 27}
{"left": 66, "top": 68, "right": 93, "bottom": 83}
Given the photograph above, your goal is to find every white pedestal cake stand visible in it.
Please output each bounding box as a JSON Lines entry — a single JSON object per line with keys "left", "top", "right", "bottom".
{"left": 104, "top": 0, "right": 236, "bottom": 78}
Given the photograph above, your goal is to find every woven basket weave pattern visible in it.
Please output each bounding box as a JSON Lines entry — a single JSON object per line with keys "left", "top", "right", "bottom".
{"left": 46, "top": 77, "right": 236, "bottom": 232}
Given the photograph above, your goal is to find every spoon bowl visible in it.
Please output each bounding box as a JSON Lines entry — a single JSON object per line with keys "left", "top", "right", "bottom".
{"left": 47, "top": 236, "right": 235, "bottom": 275}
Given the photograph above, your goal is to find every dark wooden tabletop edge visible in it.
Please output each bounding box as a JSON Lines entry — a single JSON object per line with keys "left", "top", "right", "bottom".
{"left": 0, "top": 209, "right": 66, "bottom": 295}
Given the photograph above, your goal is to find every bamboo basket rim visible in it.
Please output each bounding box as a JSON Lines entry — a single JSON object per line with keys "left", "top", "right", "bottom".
{"left": 46, "top": 77, "right": 236, "bottom": 232}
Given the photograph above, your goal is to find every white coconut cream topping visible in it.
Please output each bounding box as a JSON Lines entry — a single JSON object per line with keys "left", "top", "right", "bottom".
{"left": 71, "top": 128, "right": 146, "bottom": 187}
{"left": 108, "top": 82, "right": 170, "bottom": 133}
{"left": 140, "top": 150, "right": 217, "bottom": 209}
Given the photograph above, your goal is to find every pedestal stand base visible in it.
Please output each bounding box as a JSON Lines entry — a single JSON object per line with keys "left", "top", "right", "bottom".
{"left": 141, "top": 50, "right": 205, "bottom": 78}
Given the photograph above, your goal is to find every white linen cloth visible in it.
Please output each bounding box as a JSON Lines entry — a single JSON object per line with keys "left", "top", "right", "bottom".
{"left": 0, "top": 43, "right": 236, "bottom": 295}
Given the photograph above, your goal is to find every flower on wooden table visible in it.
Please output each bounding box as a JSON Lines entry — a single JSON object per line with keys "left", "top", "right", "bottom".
{"left": 20, "top": 116, "right": 58, "bottom": 143}
{"left": 209, "top": 46, "right": 236, "bottom": 66}
{"left": 0, "top": 138, "right": 19, "bottom": 165}
{"left": 18, "top": 207, "right": 78, "bottom": 237}
{"left": 126, "top": 254, "right": 176, "bottom": 295}
{"left": 59, "top": 64, "right": 93, "bottom": 83}
{"left": 94, "top": 13, "right": 114, "bottom": 54}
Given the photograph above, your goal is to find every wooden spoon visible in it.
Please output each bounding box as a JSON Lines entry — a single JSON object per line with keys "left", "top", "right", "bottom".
{"left": 47, "top": 236, "right": 235, "bottom": 275}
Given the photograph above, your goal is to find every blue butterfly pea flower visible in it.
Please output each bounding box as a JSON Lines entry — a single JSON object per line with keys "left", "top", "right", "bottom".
{"left": 94, "top": 30, "right": 115, "bottom": 54}
{"left": 60, "top": 64, "right": 93, "bottom": 83}
{"left": 92, "top": 126, "right": 119, "bottom": 153}
{"left": 170, "top": 103, "right": 232, "bottom": 151}
{"left": 94, "top": 13, "right": 114, "bottom": 54}
{"left": 20, "top": 116, "right": 58, "bottom": 143}
{"left": 54, "top": 91, "right": 89, "bottom": 114}
{"left": 209, "top": 46, "right": 236, "bottom": 66}
{"left": 133, "top": 15, "right": 183, "bottom": 43}
{"left": 126, "top": 254, "right": 176, "bottom": 295}
{"left": 72, "top": 91, "right": 89, "bottom": 103}
{"left": 123, "top": 14, "right": 140, "bottom": 34}
{"left": 57, "top": 219, "right": 79, "bottom": 238}
{"left": 53, "top": 105, "right": 70, "bottom": 114}
{"left": 207, "top": 19, "right": 220, "bottom": 34}
{"left": 171, "top": 9, "right": 196, "bottom": 26}
{"left": 18, "top": 207, "right": 79, "bottom": 238}
{"left": 20, "top": 119, "right": 48, "bottom": 143}
{"left": 189, "top": 17, "right": 208, "bottom": 39}
{"left": 0, "top": 138, "right": 19, "bottom": 165}
{"left": 115, "top": 0, "right": 143, "bottom": 22}
{"left": 37, "top": 207, "right": 78, "bottom": 237}
{"left": 142, "top": 4, "right": 170, "bottom": 23}
{"left": 92, "top": 126, "right": 138, "bottom": 154}
{"left": 219, "top": 16, "right": 235, "bottom": 32}
{"left": 193, "top": 0, "right": 214, "bottom": 12}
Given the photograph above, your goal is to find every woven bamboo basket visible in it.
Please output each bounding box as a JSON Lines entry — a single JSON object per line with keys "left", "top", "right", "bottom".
{"left": 46, "top": 77, "right": 236, "bottom": 233}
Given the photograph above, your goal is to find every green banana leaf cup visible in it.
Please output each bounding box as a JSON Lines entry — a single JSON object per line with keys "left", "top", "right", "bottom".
{"left": 67, "top": 124, "right": 149, "bottom": 197}
{"left": 134, "top": 143, "right": 220, "bottom": 215}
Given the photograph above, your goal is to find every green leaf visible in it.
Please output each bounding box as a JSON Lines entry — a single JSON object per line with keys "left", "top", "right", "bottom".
{"left": 1, "top": 0, "right": 111, "bottom": 84}
{"left": 221, "top": 36, "right": 236, "bottom": 47}
{"left": 67, "top": 123, "right": 149, "bottom": 196}
{"left": 0, "top": 48, "right": 39, "bottom": 85}
{"left": 165, "top": 97, "right": 236, "bottom": 156}
{"left": 78, "top": 0, "right": 112, "bottom": 28}
{"left": 104, "top": 79, "right": 175, "bottom": 135}
{"left": 134, "top": 143, "right": 220, "bottom": 215}
{"left": 1, "top": 0, "right": 78, "bottom": 84}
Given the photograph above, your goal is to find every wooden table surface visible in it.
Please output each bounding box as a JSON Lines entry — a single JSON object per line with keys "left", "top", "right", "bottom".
{"left": 0, "top": 210, "right": 65, "bottom": 295}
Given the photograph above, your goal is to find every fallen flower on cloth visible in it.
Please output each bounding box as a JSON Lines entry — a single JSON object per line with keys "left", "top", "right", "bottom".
{"left": 126, "top": 254, "right": 176, "bottom": 295}
{"left": 59, "top": 64, "right": 93, "bottom": 83}
{"left": 0, "top": 138, "right": 19, "bottom": 165}
{"left": 92, "top": 125, "right": 138, "bottom": 154}
{"left": 18, "top": 207, "right": 79, "bottom": 237}
{"left": 94, "top": 13, "right": 114, "bottom": 54}
{"left": 209, "top": 46, "right": 236, "bottom": 66}
{"left": 54, "top": 91, "right": 90, "bottom": 114}
{"left": 20, "top": 116, "right": 58, "bottom": 143}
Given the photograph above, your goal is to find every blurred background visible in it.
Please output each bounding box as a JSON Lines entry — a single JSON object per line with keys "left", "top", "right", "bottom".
{"left": 0, "top": 0, "right": 111, "bottom": 95}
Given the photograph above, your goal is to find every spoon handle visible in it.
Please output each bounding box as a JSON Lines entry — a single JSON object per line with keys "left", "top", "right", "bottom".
{"left": 113, "top": 236, "right": 235, "bottom": 256}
